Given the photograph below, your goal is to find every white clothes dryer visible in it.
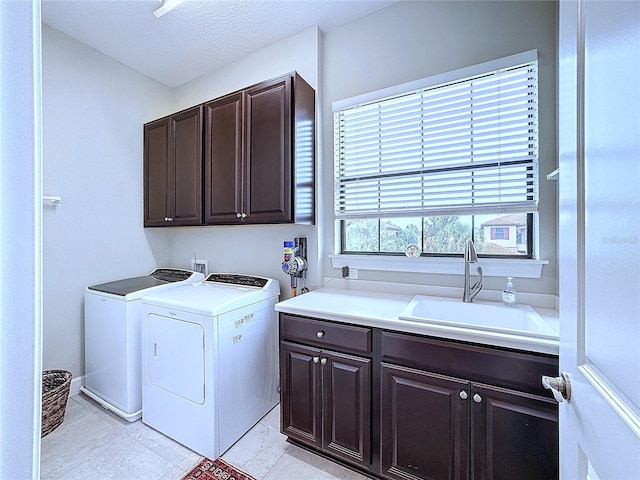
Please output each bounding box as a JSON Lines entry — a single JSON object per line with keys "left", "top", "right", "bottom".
{"left": 82, "top": 268, "right": 204, "bottom": 421}
{"left": 141, "top": 273, "right": 280, "bottom": 459}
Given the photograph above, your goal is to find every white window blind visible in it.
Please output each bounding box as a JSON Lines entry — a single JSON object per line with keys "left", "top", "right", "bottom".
{"left": 334, "top": 57, "right": 539, "bottom": 220}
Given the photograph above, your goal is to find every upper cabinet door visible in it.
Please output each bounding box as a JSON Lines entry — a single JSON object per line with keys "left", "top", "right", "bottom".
{"left": 144, "top": 105, "right": 203, "bottom": 227}
{"left": 204, "top": 93, "right": 243, "bottom": 224}
{"left": 171, "top": 105, "right": 203, "bottom": 226}
{"left": 244, "top": 75, "right": 292, "bottom": 224}
{"left": 144, "top": 117, "right": 171, "bottom": 227}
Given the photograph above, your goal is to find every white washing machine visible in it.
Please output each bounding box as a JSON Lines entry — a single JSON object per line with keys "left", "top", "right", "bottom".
{"left": 141, "top": 273, "right": 280, "bottom": 459}
{"left": 82, "top": 268, "right": 204, "bottom": 421}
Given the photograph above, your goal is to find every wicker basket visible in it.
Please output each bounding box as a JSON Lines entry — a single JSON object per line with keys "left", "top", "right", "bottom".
{"left": 41, "top": 369, "right": 72, "bottom": 438}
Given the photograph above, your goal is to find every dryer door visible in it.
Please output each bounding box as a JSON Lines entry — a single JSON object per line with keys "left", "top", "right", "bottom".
{"left": 146, "top": 314, "right": 205, "bottom": 404}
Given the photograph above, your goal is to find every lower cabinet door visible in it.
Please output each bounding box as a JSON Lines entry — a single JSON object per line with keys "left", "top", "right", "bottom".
{"left": 381, "top": 363, "right": 470, "bottom": 480}
{"left": 322, "top": 350, "right": 371, "bottom": 468}
{"left": 471, "top": 383, "right": 558, "bottom": 480}
{"left": 280, "top": 341, "right": 322, "bottom": 448}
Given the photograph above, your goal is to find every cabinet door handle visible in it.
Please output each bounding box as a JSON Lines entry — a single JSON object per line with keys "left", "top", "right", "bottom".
{"left": 316, "top": 331, "right": 325, "bottom": 338}
{"left": 320, "top": 358, "right": 327, "bottom": 365}
{"left": 473, "top": 393, "right": 482, "bottom": 403}
{"left": 241, "top": 213, "right": 247, "bottom": 218}
{"left": 164, "top": 217, "right": 173, "bottom": 222}
{"left": 312, "top": 356, "right": 319, "bottom": 363}
{"left": 459, "top": 391, "right": 468, "bottom": 400}
{"left": 236, "top": 212, "right": 242, "bottom": 218}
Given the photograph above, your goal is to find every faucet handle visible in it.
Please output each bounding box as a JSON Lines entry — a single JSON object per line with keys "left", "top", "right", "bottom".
{"left": 470, "top": 266, "right": 483, "bottom": 300}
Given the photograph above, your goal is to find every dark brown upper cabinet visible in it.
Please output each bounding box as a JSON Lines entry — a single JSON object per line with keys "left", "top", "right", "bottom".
{"left": 203, "top": 92, "right": 243, "bottom": 224}
{"left": 144, "top": 105, "right": 203, "bottom": 227}
{"left": 204, "top": 73, "right": 315, "bottom": 225}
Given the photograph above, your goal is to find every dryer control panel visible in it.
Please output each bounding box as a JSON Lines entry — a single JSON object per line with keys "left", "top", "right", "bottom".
{"left": 205, "top": 274, "right": 269, "bottom": 288}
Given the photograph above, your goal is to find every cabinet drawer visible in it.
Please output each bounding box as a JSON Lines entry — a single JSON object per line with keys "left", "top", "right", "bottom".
{"left": 280, "top": 314, "right": 371, "bottom": 354}
{"left": 381, "top": 330, "right": 558, "bottom": 397}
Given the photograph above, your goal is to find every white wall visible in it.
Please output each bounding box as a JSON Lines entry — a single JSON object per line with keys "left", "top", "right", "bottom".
{"left": 162, "top": 27, "right": 322, "bottom": 297}
{"left": 321, "top": 1, "right": 558, "bottom": 295}
{"left": 42, "top": 25, "right": 174, "bottom": 378}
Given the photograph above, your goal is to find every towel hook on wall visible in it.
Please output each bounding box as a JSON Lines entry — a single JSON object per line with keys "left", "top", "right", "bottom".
{"left": 42, "top": 195, "right": 62, "bottom": 206}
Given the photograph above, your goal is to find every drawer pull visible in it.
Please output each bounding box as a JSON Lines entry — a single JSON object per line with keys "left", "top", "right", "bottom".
{"left": 316, "top": 331, "right": 325, "bottom": 338}
{"left": 312, "top": 356, "right": 319, "bottom": 363}
{"left": 459, "top": 391, "right": 468, "bottom": 400}
{"left": 473, "top": 394, "right": 482, "bottom": 403}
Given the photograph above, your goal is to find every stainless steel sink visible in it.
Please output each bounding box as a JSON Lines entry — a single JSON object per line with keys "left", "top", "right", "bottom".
{"left": 398, "top": 295, "right": 557, "bottom": 339}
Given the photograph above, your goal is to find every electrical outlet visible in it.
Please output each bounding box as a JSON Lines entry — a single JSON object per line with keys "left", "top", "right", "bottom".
{"left": 191, "top": 259, "right": 208, "bottom": 276}
{"left": 342, "top": 267, "right": 358, "bottom": 279}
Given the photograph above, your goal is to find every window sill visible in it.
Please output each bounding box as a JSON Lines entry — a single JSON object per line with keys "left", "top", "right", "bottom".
{"left": 330, "top": 254, "right": 548, "bottom": 279}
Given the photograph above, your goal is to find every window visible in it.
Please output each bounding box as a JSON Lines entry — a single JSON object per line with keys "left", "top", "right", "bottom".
{"left": 334, "top": 51, "right": 538, "bottom": 258}
{"left": 491, "top": 228, "right": 508, "bottom": 240}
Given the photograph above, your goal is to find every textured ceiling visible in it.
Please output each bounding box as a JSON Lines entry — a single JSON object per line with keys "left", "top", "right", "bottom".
{"left": 42, "top": 0, "right": 397, "bottom": 88}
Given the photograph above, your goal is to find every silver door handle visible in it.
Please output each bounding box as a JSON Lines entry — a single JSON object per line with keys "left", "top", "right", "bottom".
{"left": 542, "top": 372, "right": 571, "bottom": 402}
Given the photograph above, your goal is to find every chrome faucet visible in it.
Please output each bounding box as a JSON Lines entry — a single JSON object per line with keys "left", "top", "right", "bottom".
{"left": 462, "top": 239, "right": 483, "bottom": 303}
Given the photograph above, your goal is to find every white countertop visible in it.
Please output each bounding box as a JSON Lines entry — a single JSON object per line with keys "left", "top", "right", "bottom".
{"left": 275, "top": 286, "right": 559, "bottom": 355}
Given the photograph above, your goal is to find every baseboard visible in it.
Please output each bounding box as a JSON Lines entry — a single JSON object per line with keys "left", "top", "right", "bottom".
{"left": 70, "top": 375, "right": 84, "bottom": 397}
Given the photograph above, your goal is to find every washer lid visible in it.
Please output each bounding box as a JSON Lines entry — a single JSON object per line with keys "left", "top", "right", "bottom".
{"left": 87, "top": 268, "right": 203, "bottom": 297}
{"left": 88, "top": 275, "right": 166, "bottom": 296}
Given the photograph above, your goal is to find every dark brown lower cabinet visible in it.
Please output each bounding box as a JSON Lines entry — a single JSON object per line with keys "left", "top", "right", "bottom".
{"left": 471, "top": 383, "right": 559, "bottom": 480}
{"left": 280, "top": 341, "right": 371, "bottom": 468}
{"left": 381, "top": 364, "right": 470, "bottom": 480}
{"left": 380, "top": 364, "right": 558, "bottom": 480}
{"left": 279, "top": 314, "right": 559, "bottom": 480}
{"left": 281, "top": 342, "right": 322, "bottom": 447}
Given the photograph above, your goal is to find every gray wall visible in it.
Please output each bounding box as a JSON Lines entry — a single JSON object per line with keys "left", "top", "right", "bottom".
{"left": 321, "top": 1, "right": 558, "bottom": 295}
{"left": 40, "top": 1, "right": 559, "bottom": 384}
{"left": 42, "top": 25, "right": 173, "bottom": 378}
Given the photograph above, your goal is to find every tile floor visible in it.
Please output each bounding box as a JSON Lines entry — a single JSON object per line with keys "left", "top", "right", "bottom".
{"left": 41, "top": 393, "right": 372, "bottom": 480}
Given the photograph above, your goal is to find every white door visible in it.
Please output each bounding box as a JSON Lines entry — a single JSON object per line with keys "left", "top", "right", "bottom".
{"left": 558, "top": 1, "right": 640, "bottom": 478}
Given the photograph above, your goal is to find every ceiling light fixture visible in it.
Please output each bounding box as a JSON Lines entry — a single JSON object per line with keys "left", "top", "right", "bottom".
{"left": 153, "top": 0, "right": 186, "bottom": 18}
